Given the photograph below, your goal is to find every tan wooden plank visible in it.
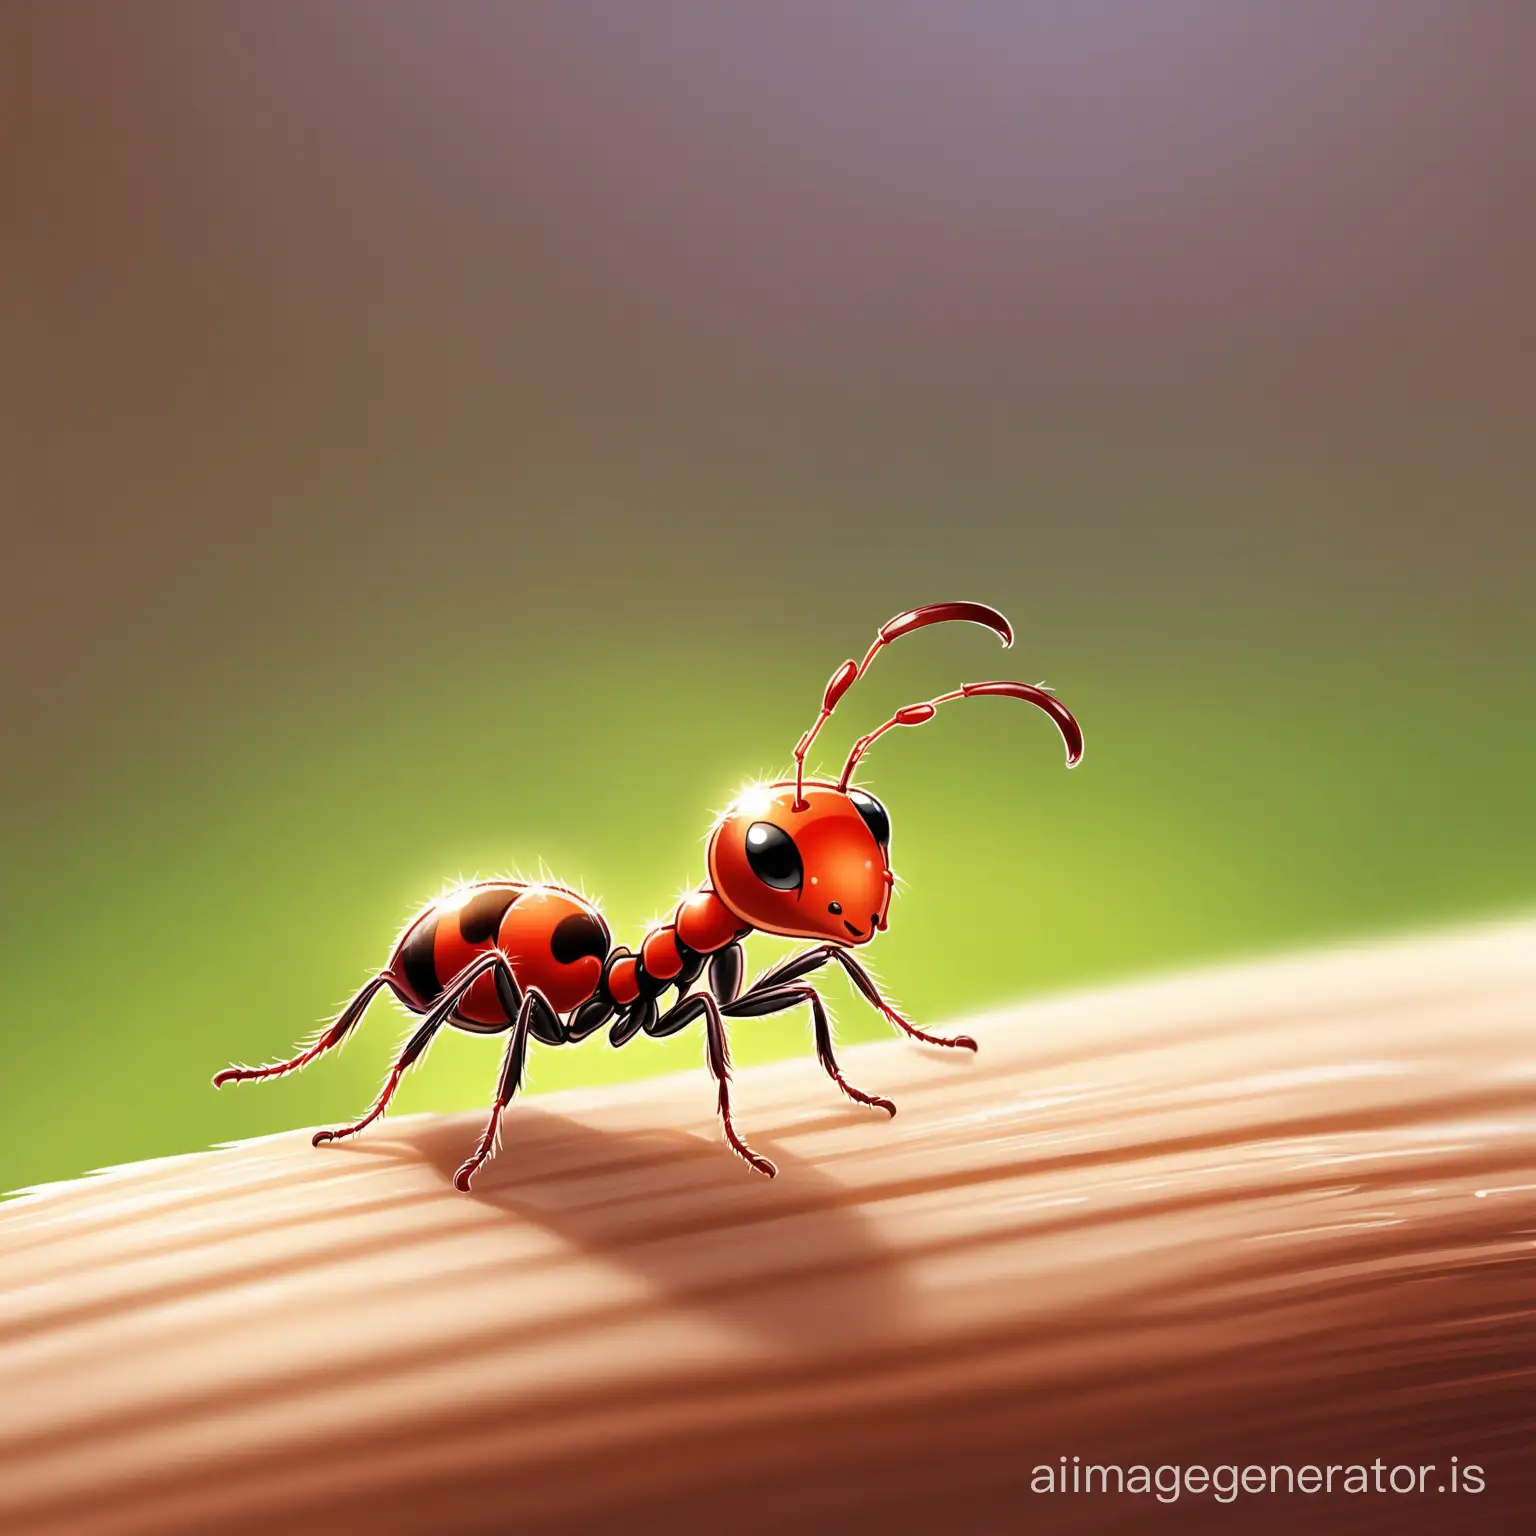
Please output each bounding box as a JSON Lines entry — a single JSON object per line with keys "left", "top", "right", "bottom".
{"left": 2, "top": 923, "right": 1533, "bottom": 1533}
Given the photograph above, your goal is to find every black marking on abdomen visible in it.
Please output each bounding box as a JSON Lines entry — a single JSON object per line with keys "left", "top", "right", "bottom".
{"left": 398, "top": 915, "right": 442, "bottom": 1004}
{"left": 459, "top": 886, "right": 520, "bottom": 944}
{"left": 552, "top": 911, "right": 611, "bottom": 965}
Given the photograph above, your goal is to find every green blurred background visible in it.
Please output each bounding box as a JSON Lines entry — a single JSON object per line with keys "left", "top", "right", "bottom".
{"left": 2, "top": 4, "right": 1532, "bottom": 1194}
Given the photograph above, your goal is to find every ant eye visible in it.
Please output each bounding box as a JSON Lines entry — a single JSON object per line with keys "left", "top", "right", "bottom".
{"left": 744, "top": 822, "right": 803, "bottom": 891}
{"left": 848, "top": 789, "right": 890, "bottom": 846}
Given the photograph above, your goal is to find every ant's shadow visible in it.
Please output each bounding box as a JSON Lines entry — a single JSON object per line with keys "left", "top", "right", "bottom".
{"left": 336, "top": 1104, "right": 909, "bottom": 1353}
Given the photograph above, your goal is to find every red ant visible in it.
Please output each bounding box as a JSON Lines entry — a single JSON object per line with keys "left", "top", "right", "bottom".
{"left": 215, "top": 601, "right": 1083, "bottom": 1189}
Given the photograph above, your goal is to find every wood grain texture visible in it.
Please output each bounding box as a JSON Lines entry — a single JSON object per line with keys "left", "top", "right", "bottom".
{"left": 2, "top": 923, "right": 1534, "bottom": 1533}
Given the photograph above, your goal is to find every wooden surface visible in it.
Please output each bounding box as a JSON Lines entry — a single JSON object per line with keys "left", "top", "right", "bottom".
{"left": 2, "top": 923, "right": 1534, "bottom": 1533}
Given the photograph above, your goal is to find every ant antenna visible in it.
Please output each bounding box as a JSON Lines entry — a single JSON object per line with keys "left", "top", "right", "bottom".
{"left": 793, "top": 601, "right": 1013, "bottom": 809}
{"left": 838, "top": 680, "right": 1084, "bottom": 788}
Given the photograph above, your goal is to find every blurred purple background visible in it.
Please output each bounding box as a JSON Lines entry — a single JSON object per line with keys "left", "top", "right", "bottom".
{"left": 2, "top": 4, "right": 1532, "bottom": 1189}
{"left": 5, "top": 3, "right": 1531, "bottom": 783}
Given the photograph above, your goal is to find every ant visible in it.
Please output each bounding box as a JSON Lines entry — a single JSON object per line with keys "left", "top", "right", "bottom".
{"left": 215, "top": 601, "right": 1083, "bottom": 1189}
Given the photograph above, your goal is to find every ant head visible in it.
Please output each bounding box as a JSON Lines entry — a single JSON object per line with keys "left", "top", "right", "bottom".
{"left": 708, "top": 781, "right": 893, "bottom": 946}
{"left": 708, "top": 601, "right": 1083, "bottom": 947}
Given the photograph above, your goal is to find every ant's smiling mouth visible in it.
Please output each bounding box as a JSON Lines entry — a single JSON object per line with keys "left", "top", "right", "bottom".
{"left": 842, "top": 919, "right": 866, "bottom": 939}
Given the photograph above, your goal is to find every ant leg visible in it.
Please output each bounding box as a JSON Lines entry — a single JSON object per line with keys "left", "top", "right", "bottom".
{"left": 567, "top": 995, "right": 614, "bottom": 1041}
{"left": 725, "top": 985, "right": 896, "bottom": 1116}
{"left": 672, "top": 944, "right": 706, "bottom": 1001}
{"left": 311, "top": 951, "right": 505, "bottom": 1146}
{"left": 453, "top": 987, "right": 559, "bottom": 1192}
{"left": 311, "top": 1013, "right": 446, "bottom": 1147}
{"left": 745, "top": 946, "right": 833, "bottom": 993}
{"left": 709, "top": 941, "right": 744, "bottom": 1004}
{"left": 213, "top": 971, "right": 413, "bottom": 1087}
{"left": 746, "top": 946, "right": 977, "bottom": 1053}
{"left": 609, "top": 996, "right": 656, "bottom": 1046}
{"left": 823, "top": 949, "right": 978, "bottom": 1053}
{"left": 648, "top": 992, "right": 776, "bottom": 1177}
